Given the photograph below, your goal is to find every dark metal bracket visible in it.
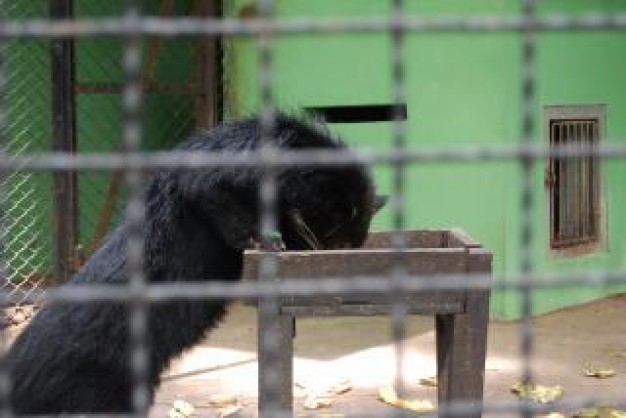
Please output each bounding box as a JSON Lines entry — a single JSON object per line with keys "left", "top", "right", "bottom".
{"left": 305, "top": 103, "right": 407, "bottom": 123}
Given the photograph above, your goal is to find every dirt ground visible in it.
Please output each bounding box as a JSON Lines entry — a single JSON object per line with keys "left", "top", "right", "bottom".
{"left": 152, "top": 294, "right": 626, "bottom": 417}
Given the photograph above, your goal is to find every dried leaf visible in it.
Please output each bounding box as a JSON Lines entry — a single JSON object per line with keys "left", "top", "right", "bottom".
{"left": 575, "top": 408, "right": 601, "bottom": 418}
{"left": 169, "top": 410, "right": 186, "bottom": 418}
{"left": 584, "top": 367, "right": 616, "bottom": 378}
{"left": 574, "top": 407, "right": 626, "bottom": 418}
{"left": 510, "top": 383, "right": 563, "bottom": 403}
{"left": 538, "top": 413, "right": 566, "bottom": 418}
{"left": 377, "top": 386, "right": 435, "bottom": 413}
{"left": 208, "top": 393, "right": 239, "bottom": 408}
{"left": 168, "top": 399, "right": 195, "bottom": 418}
{"left": 218, "top": 404, "right": 243, "bottom": 417}
{"left": 328, "top": 379, "right": 352, "bottom": 395}
{"left": 608, "top": 351, "right": 626, "bottom": 358}
{"left": 419, "top": 377, "right": 438, "bottom": 388}
{"left": 303, "top": 395, "right": 334, "bottom": 410}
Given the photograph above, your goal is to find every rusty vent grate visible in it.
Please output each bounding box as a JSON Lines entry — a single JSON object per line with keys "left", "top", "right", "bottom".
{"left": 548, "top": 118, "right": 600, "bottom": 249}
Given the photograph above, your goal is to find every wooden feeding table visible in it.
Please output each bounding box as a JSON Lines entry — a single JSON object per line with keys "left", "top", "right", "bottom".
{"left": 242, "top": 229, "right": 492, "bottom": 417}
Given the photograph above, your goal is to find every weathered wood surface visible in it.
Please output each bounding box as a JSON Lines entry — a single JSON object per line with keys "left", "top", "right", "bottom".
{"left": 243, "top": 248, "right": 469, "bottom": 279}
{"left": 248, "top": 229, "right": 493, "bottom": 418}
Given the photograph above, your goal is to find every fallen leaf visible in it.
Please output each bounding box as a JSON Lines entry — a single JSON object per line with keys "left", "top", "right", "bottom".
{"left": 419, "top": 377, "right": 438, "bottom": 388}
{"left": 377, "top": 386, "right": 434, "bottom": 413}
{"left": 538, "top": 413, "right": 566, "bottom": 418}
{"left": 303, "top": 394, "right": 334, "bottom": 410}
{"left": 218, "top": 404, "right": 243, "bottom": 417}
{"left": 584, "top": 367, "right": 616, "bottom": 379}
{"left": 574, "top": 407, "right": 626, "bottom": 418}
{"left": 169, "top": 410, "right": 186, "bottom": 418}
{"left": 168, "top": 399, "right": 195, "bottom": 418}
{"left": 328, "top": 379, "right": 352, "bottom": 395}
{"left": 208, "top": 393, "right": 239, "bottom": 408}
{"left": 510, "top": 383, "right": 563, "bottom": 403}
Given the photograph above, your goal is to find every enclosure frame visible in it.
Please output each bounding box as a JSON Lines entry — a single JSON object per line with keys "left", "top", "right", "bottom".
{"left": 0, "top": 2, "right": 625, "bottom": 417}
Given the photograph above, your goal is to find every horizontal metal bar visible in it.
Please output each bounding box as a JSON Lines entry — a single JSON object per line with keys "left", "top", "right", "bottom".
{"left": 0, "top": 14, "right": 626, "bottom": 40}
{"left": 1, "top": 270, "right": 623, "bottom": 306}
{"left": 0, "top": 143, "right": 624, "bottom": 172}
{"left": 75, "top": 81, "right": 203, "bottom": 95}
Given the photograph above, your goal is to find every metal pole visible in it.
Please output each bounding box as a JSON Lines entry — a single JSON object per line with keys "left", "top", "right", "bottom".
{"left": 50, "top": 0, "right": 77, "bottom": 284}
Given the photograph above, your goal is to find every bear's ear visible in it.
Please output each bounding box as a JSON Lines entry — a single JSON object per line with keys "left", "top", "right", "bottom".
{"left": 373, "top": 195, "right": 388, "bottom": 213}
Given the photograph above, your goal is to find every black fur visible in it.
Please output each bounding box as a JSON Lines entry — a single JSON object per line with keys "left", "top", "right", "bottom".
{"left": 8, "top": 114, "right": 382, "bottom": 414}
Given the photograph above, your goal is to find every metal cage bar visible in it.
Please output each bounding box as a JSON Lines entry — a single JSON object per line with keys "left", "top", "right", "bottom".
{"left": 0, "top": 2, "right": 623, "bottom": 417}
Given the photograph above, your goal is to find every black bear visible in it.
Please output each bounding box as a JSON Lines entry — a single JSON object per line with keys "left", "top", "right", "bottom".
{"left": 8, "top": 113, "right": 384, "bottom": 413}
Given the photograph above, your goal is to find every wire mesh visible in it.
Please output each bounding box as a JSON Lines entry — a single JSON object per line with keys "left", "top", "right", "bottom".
{"left": 0, "top": 1, "right": 53, "bottom": 326}
{"left": 0, "top": 0, "right": 624, "bottom": 417}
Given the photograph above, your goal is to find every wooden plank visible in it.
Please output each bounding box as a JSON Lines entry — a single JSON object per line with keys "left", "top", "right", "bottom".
{"left": 446, "top": 228, "right": 482, "bottom": 249}
{"left": 280, "top": 287, "right": 465, "bottom": 315}
{"left": 436, "top": 248, "right": 491, "bottom": 417}
{"left": 282, "top": 300, "right": 464, "bottom": 317}
{"left": 362, "top": 230, "right": 447, "bottom": 249}
{"left": 243, "top": 248, "right": 469, "bottom": 281}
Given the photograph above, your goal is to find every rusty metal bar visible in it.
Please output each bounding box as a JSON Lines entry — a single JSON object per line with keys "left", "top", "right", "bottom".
{"left": 193, "top": 0, "right": 222, "bottom": 127}
{"left": 50, "top": 0, "right": 77, "bottom": 284}
{"left": 75, "top": 81, "right": 202, "bottom": 95}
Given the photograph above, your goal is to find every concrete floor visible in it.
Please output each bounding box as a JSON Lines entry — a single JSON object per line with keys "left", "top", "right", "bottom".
{"left": 153, "top": 294, "right": 626, "bottom": 417}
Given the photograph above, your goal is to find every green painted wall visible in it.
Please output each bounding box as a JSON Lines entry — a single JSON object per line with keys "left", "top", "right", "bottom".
{"left": 225, "top": 0, "right": 626, "bottom": 318}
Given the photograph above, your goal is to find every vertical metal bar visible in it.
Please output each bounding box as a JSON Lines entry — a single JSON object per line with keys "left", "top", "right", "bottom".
{"left": 122, "top": 1, "right": 149, "bottom": 415}
{"left": 389, "top": 0, "right": 409, "bottom": 411}
{"left": 549, "top": 122, "right": 558, "bottom": 246}
{"left": 567, "top": 123, "right": 574, "bottom": 240}
{"left": 558, "top": 123, "right": 565, "bottom": 241}
{"left": 567, "top": 123, "right": 573, "bottom": 239}
{"left": 50, "top": 0, "right": 77, "bottom": 284}
{"left": 194, "top": 0, "right": 221, "bottom": 128}
{"left": 519, "top": 2, "right": 536, "bottom": 418}
{"left": 590, "top": 119, "right": 602, "bottom": 240}
{"left": 256, "top": 0, "right": 285, "bottom": 417}
{"left": 0, "top": 6, "right": 13, "bottom": 412}
{"left": 575, "top": 122, "right": 583, "bottom": 239}
{"left": 584, "top": 121, "right": 590, "bottom": 240}
{"left": 557, "top": 123, "right": 566, "bottom": 242}
{"left": 576, "top": 122, "right": 588, "bottom": 240}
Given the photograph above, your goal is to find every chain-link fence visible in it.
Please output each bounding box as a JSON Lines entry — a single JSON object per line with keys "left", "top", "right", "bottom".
{"left": 1, "top": 1, "right": 54, "bottom": 325}
{"left": 0, "top": 0, "right": 625, "bottom": 416}
{"left": 1, "top": 0, "right": 220, "bottom": 325}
